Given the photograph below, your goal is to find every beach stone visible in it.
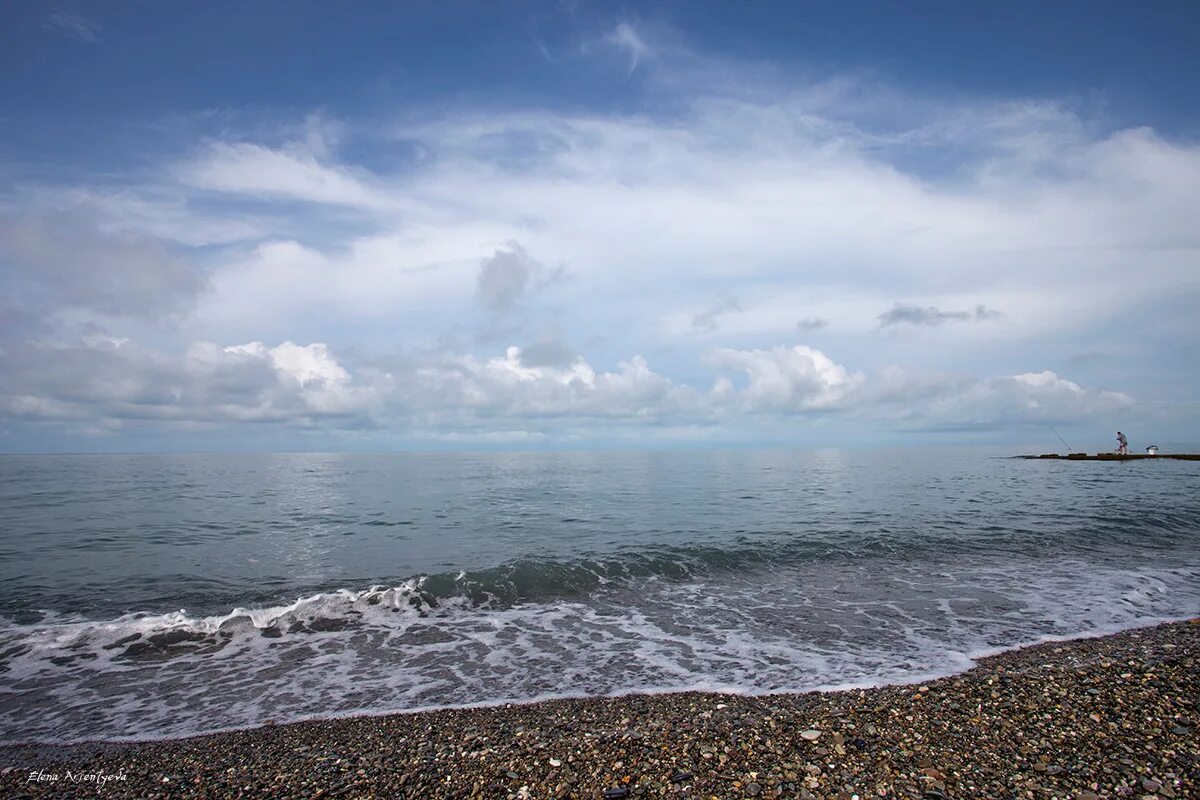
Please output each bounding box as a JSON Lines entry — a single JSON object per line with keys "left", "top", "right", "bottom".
{"left": 4, "top": 620, "right": 1200, "bottom": 800}
{"left": 801, "top": 729, "right": 822, "bottom": 741}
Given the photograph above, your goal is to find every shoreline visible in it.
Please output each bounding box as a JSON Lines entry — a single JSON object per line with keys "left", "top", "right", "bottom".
{"left": 6, "top": 614, "right": 1196, "bottom": 749}
{"left": 2, "top": 620, "right": 1198, "bottom": 798}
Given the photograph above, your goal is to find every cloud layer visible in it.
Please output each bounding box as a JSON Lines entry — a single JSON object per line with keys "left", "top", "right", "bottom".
{"left": 0, "top": 333, "right": 1134, "bottom": 445}
{"left": 1, "top": 20, "right": 1195, "bottom": 449}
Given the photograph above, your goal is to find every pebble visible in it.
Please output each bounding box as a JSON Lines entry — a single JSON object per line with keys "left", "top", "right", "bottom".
{"left": 2, "top": 620, "right": 1197, "bottom": 800}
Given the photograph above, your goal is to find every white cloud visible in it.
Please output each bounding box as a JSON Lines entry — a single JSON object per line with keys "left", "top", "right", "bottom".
{"left": 865, "top": 367, "right": 1134, "bottom": 429}
{"left": 0, "top": 333, "right": 1150, "bottom": 440}
{"left": 0, "top": 338, "right": 380, "bottom": 428}
{"left": 56, "top": 188, "right": 267, "bottom": 247}
{"left": 406, "top": 345, "right": 700, "bottom": 422}
{"left": 177, "top": 141, "right": 395, "bottom": 211}
{"left": 373, "top": 100, "right": 1198, "bottom": 352}
{"left": 4, "top": 23, "right": 1198, "bottom": 446}
{"left": 606, "top": 22, "right": 653, "bottom": 76}
{"left": 928, "top": 370, "right": 1134, "bottom": 429}
{"left": 137, "top": 71, "right": 1195, "bottom": 370}
{"left": 43, "top": 12, "right": 100, "bottom": 42}
{"left": 707, "top": 345, "right": 864, "bottom": 413}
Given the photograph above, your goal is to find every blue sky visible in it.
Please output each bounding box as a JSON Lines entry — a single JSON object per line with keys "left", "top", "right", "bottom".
{"left": 1, "top": 2, "right": 1198, "bottom": 452}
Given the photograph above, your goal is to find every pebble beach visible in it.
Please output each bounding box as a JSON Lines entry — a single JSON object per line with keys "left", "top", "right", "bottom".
{"left": 2, "top": 619, "right": 1197, "bottom": 800}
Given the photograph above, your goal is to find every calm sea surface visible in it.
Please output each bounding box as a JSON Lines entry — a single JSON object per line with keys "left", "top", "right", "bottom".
{"left": 1, "top": 448, "right": 1198, "bottom": 743}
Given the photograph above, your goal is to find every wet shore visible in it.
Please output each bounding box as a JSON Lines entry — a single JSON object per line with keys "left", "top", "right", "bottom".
{"left": 2, "top": 619, "right": 1197, "bottom": 799}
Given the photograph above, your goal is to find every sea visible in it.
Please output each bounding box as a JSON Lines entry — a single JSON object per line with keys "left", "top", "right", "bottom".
{"left": 1, "top": 447, "right": 1198, "bottom": 744}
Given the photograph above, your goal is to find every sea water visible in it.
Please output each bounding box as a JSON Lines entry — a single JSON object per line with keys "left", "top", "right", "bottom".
{"left": 1, "top": 447, "right": 1197, "bottom": 743}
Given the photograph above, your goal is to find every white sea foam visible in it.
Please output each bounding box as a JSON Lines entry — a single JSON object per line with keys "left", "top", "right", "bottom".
{"left": 2, "top": 555, "right": 1197, "bottom": 744}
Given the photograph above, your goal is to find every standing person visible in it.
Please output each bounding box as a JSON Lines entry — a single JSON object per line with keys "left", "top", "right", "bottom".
{"left": 1116, "top": 431, "right": 1128, "bottom": 455}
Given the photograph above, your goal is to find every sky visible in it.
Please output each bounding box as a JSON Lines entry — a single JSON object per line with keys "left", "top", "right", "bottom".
{"left": 1, "top": 1, "right": 1198, "bottom": 453}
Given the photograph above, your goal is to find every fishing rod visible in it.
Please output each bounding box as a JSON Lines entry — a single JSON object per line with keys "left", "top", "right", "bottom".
{"left": 1047, "top": 424, "right": 1073, "bottom": 453}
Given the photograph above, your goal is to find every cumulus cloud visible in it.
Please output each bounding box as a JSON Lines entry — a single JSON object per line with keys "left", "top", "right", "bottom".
{"left": 878, "top": 303, "right": 1003, "bottom": 328}
{"left": 389, "top": 345, "right": 1138, "bottom": 432}
{"left": 0, "top": 331, "right": 1147, "bottom": 441}
{"left": 913, "top": 370, "right": 1134, "bottom": 429}
{"left": 0, "top": 338, "right": 379, "bottom": 428}
{"left": 863, "top": 366, "right": 1134, "bottom": 429}
{"left": 406, "top": 346, "right": 698, "bottom": 422}
{"left": 708, "top": 345, "right": 864, "bottom": 413}
{"left": 213, "top": 341, "right": 364, "bottom": 416}
{"left": 797, "top": 317, "right": 828, "bottom": 331}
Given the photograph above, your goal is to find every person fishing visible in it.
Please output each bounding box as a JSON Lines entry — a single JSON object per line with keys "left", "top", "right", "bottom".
{"left": 1116, "top": 431, "right": 1129, "bottom": 455}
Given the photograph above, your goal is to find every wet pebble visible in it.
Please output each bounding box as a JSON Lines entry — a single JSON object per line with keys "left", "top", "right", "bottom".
{"left": 2, "top": 620, "right": 1198, "bottom": 800}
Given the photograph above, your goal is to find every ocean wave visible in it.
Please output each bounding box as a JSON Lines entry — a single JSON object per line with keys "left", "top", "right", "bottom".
{"left": 2, "top": 516, "right": 1197, "bottom": 665}
{"left": 2, "top": 555, "right": 1198, "bottom": 744}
